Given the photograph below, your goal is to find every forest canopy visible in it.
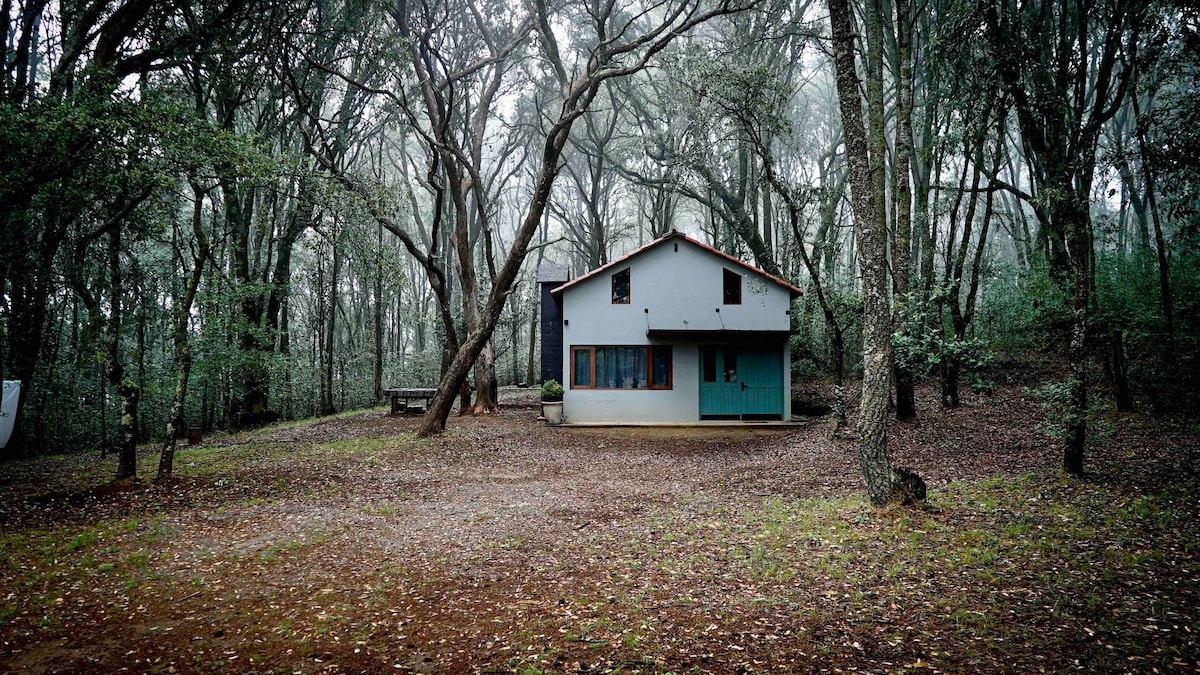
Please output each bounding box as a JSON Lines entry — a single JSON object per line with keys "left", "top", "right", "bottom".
{"left": 1, "top": 0, "right": 1196, "bottom": 488}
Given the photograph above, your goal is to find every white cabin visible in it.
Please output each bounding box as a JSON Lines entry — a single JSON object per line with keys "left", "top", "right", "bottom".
{"left": 545, "top": 231, "right": 802, "bottom": 424}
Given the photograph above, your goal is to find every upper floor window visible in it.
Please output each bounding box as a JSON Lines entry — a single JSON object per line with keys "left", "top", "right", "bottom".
{"left": 612, "top": 268, "right": 631, "bottom": 304}
{"left": 723, "top": 268, "right": 742, "bottom": 305}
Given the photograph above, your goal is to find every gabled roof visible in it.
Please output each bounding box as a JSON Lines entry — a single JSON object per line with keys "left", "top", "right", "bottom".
{"left": 550, "top": 231, "right": 803, "bottom": 299}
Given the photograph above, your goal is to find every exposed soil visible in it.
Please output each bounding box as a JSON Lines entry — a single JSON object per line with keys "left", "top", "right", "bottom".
{"left": 0, "top": 383, "right": 1197, "bottom": 673}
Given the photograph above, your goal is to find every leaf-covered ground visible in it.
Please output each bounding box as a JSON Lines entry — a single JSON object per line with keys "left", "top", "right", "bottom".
{"left": 1, "top": 384, "right": 1197, "bottom": 673}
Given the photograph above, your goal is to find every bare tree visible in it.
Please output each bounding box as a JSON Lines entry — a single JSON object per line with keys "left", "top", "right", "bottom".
{"left": 551, "top": 84, "right": 629, "bottom": 271}
{"left": 414, "top": 0, "right": 757, "bottom": 436}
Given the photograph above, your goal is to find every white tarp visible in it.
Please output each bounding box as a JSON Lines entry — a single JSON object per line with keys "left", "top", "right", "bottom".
{"left": 0, "top": 381, "right": 20, "bottom": 449}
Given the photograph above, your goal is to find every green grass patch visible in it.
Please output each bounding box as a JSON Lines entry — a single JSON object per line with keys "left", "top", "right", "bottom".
{"left": 64, "top": 530, "right": 99, "bottom": 553}
{"left": 316, "top": 437, "right": 394, "bottom": 456}
{"left": 586, "top": 472, "right": 1199, "bottom": 670}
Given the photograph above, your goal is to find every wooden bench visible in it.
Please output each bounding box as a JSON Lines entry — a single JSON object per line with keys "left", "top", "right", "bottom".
{"left": 382, "top": 388, "right": 437, "bottom": 414}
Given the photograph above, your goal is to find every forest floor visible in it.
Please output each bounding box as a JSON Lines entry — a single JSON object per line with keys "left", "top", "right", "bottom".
{"left": 0, "top": 382, "right": 1198, "bottom": 674}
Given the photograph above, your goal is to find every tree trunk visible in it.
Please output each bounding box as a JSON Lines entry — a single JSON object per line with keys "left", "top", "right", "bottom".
{"left": 525, "top": 312, "right": 538, "bottom": 386}
{"left": 1111, "top": 329, "right": 1132, "bottom": 412}
{"left": 115, "top": 372, "right": 139, "bottom": 480}
{"left": 76, "top": 222, "right": 141, "bottom": 480}
{"left": 159, "top": 339, "right": 194, "bottom": 480}
{"left": 266, "top": 192, "right": 313, "bottom": 353}
{"left": 526, "top": 220, "right": 549, "bottom": 386}
{"left": 894, "top": 360, "right": 917, "bottom": 418}
{"left": 102, "top": 214, "right": 138, "bottom": 479}
{"left": 472, "top": 342, "right": 500, "bottom": 414}
{"left": 510, "top": 315, "right": 520, "bottom": 386}
{"left": 158, "top": 186, "right": 209, "bottom": 480}
{"left": 829, "top": 0, "right": 900, "bottom": 505}
{"left": 1130, "top": 86, "right": 1173, "bottom": 351}
{"left": 418, "top": 121, "right": 577, "bottom": 435}
{"left": 1, "top": 214, "right": 65, "bottom": 457}
{"left": 99, "top": 368, "right": 108, "bottom": 457}
{"left": 893, "top": 0, "right": 916, "bottom": 421}
{"left": 320, "top": 235, "right": 342, "bottom": 416}
{"left": 1062, "top": 193, "right": 1091, "bottom": 477}
{"left": 222, "top": 175, "right": 270, "bottom": 424}
{"left": 374, "top": 222, "right": 385, "bottom": 403}
{"left": 939, "top": 360, "right": 960, "bottom": 408}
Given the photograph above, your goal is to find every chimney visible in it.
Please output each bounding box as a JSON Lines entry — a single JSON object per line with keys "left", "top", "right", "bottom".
{"left": 537, "top": 263, "right": 569, "bottom": 385}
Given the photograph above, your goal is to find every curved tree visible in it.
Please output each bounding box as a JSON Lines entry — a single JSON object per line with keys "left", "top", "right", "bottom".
{"left": 415, "top": 0, "right": 759, "bottom": 436}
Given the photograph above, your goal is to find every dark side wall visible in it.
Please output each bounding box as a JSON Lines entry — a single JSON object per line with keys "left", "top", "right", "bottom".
{"left": 540, "top": 283, "right": 563, "bottom": 385}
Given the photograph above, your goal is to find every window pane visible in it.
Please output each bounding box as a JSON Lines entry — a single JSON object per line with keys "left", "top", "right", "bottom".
{"left": 723, "top": 348, "right": 738, "bottom": 382}
{"left": 613, "top": 348, "right": 630, "bottom": 388}
{"left": 702, "top": 348, "right": 716, "bottom": 383}
{"left": 595, "top": 346, "right": 647, "bottom": 388}
{"left": 596, "top": 347, "right": 611, "bottom": 387}
{"left": 612, "top": 268, "right": 630, "bottom": 304}
{"left": 723, "top": 269, "right": 741, "bottom": 304}
{"left": 628, "top": 347, "right": 647, "bottom": 388}
{"left": 573, "top": 349, "right": 591, "bottom": 387}
{"left": 651, "top": 347, "right": 672, "bottom": 388}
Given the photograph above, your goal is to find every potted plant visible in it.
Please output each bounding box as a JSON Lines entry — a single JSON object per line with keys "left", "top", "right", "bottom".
{"left": 540, "top": 379, "right": 564, "bottom": 425}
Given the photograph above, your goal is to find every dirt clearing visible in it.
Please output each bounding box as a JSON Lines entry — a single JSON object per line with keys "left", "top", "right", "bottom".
{"left": 1, "top": 385, "right": 1197, "bottom": 673}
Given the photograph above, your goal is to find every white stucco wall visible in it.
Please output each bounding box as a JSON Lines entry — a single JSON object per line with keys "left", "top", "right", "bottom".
{"left": 559, "top": 238, "right": 793, "bottom": 423}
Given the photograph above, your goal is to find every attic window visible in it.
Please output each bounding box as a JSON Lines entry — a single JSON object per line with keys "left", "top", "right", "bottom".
{"left": 612, "top": 268, "right": 630, "bottom": 304}
{"left": 723, "top": 269, "right": 742, "bottom": 305}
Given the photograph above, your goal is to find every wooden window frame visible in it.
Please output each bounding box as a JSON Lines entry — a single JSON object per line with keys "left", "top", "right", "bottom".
{"left": 570, "top": 345, "right": 672, "bottom": 390}
{"left": 723, "top": 268, "right": 742, "bottom": 305}
{"left": 571, "top": 346, "right": 595, "bottom": 389}
{"left": 571, "top": 347, "right": 593, "bottom": 389}
{"left": 611, "top": 268, "right": 631, "bottom": 304}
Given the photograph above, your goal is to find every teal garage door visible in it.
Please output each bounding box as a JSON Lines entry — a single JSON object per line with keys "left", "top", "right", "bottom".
{"left": 699, "top": 347, "right": 783, "bottom": 420}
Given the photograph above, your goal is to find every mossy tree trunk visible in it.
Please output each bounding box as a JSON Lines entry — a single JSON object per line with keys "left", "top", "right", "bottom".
{"left": 829, "top": 0, "right": 902, "bottom": 505}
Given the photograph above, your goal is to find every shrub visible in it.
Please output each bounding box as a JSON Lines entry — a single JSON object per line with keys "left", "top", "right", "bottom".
{"left": 540, "top": 379, "right": 563, "bottom": 401}
{"left": 892, "top": 287, "right": 996, "bottom": 391}
{"left": 1027, "top": 379, "right": 1112, "bottom": 450}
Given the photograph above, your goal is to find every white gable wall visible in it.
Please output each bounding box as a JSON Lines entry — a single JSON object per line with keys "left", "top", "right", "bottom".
{"left": 560, "top": 239, "right": 792, "bottom": 423}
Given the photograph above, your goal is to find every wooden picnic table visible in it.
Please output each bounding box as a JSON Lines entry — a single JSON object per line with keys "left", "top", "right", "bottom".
{"left": 382, "top": 388, "right": 437, "bottom": 414}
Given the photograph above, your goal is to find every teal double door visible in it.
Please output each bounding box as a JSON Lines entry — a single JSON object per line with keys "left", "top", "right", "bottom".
{"left": 699, "top": 347, "right": 783, "bottom": 420}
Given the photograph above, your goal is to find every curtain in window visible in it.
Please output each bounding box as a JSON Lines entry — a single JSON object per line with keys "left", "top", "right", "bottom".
{"left": 573, "top": 349, "right": 592, "bottom": 387}
{"left": 596, "top": 347, "right": 647, "bottom": 388}
{"left": 651, "top": 347, "right": 671, "bottom": 387}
